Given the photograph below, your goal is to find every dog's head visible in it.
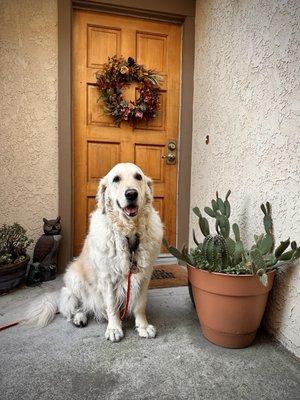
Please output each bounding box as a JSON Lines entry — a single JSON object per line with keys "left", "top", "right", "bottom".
{"left": 97, "top": 163, "right": 153, "bottom": 219}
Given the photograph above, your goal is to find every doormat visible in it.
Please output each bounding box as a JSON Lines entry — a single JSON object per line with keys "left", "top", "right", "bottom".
{"left": 149, "top": 264, "right": 187, "bottom": 289}
{"left": 151, "top": 269, "right": 175, "bottom": 280}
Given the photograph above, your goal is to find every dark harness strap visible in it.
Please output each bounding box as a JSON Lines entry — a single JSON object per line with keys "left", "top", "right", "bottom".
{"left": 126, "top": 233, "right": 140, "bottom": 274}
{"left": 126, "top": 233, "right": 140, "bottom": 254}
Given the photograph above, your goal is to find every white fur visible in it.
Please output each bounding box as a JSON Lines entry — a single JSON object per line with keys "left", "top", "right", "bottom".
{"left": 25, "top": 292, "right": 58, "bottom": 327}
{"left": 25, "top": 163, "right": 163, "bottom": 342}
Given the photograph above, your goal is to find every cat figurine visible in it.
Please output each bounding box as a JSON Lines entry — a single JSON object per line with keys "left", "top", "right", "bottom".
{"left": 26, "top": 217, "right": 62, "bottom": 286}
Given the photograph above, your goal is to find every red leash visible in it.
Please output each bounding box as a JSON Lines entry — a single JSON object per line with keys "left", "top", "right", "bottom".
{"left": 121, "top": 234, "right": 140, "bottom": 321}
{"left": 120, "top": 270, "right": 132, "bottom": 321}
{"left": 0, "top": 320, "right": 23, "bottom": 332}
{"left": 0, "top": 311, "right": 60, "bottom": 332}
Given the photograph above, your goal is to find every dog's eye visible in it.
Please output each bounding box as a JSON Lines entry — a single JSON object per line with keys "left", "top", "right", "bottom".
{"left": 135, "top": 173, "right": 142, "bottom": 181}
{"left": 113, "top": 175, "right": 120, "bottom": 183}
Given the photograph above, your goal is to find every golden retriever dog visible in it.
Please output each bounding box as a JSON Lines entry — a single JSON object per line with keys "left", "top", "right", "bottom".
{"left": 26, "top": 163, "right": 163, "bottom": 342}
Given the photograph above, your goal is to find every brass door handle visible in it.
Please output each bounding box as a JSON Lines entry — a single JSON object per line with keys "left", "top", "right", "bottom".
{"left": 162, "top": 153, "right": 176, "bottom": 164}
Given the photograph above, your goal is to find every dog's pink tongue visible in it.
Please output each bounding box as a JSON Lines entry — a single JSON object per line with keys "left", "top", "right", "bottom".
{"left": 124, "top": 206, "right": 138, "bottom": 215}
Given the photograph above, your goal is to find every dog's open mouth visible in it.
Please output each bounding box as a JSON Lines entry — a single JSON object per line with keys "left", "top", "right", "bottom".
{"left": 123, "top": 205, "right": 139, "bottom": 217}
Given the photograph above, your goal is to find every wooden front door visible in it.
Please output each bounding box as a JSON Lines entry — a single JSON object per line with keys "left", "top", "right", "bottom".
{"left": 73, "top": 10, "right": 181, "bottom": 256}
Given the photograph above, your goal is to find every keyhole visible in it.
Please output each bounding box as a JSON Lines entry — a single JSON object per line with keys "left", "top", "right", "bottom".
{"left": 205, "top": 135, "right": 209, "bottom": 145}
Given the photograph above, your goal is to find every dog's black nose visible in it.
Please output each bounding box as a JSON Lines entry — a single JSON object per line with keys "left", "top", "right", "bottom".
{"left": 125, "top": 189, "right": 138, "bottom": 201}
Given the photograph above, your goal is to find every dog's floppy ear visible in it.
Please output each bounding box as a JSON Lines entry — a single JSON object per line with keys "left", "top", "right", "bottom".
{"left": 146, "top": 176, "right": 153, "bottom": 192}
{"left": 145, "top": 175, "right": 153, "bottom": 202}
{"left": 96, "top": 177, "right": 108, "bottom": 214}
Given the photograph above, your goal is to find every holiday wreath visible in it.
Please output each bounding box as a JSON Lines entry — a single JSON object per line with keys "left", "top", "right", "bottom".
{"left": 96, "top": 56, "right": 162, "bottom": 127}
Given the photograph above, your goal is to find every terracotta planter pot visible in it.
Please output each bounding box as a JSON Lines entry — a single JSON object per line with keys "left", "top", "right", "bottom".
{"left": 188, "top": 265, "right": 275, "bottom": 349}
{"left": 0, "top": 256, "right": 30, "bottom": 294}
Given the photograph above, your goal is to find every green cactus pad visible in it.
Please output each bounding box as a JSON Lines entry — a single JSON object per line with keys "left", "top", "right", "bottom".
{"left": 259, "top": 234, "right": 274, "bottom": 255}
{"left": 204, "top": 207, "right": 215, "bottom": 218}
{"left": 250, "top": 248, "right": 266, "bottom": 271}
{"left": 275, "top": 239, "right": 290, "bottom": 258}
{"left": 232, "top": 223, "right": 240, "bottom": 242}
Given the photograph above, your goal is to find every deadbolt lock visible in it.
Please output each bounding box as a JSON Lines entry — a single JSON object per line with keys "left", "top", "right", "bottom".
{"left": 168, "top": 140, "right": 177, "bottom": 151}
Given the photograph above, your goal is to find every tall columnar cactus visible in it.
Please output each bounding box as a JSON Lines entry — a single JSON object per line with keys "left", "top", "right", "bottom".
{"left": 202, "top": 235, "right": 229, "bottom": 271}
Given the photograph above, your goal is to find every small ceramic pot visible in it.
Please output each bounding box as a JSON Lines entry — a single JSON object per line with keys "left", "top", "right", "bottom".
{"left": 0, "top": 256, "right": 30, "bottom": 294}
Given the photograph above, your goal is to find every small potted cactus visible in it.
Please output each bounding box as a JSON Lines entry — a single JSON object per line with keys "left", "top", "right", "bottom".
{"left": 164, "top": 191, "right": 300, "bottom": 349}
{"left": 0, "top": 223, "right": 32, "bottom": 294}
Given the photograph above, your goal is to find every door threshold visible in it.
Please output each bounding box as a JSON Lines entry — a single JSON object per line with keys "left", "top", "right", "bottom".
{"left": 156, "top": 253, "right": 178, "bottom": 265}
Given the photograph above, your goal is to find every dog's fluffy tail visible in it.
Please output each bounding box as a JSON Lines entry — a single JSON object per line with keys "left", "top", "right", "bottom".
{"left": 24, "top": 292, "right": 59, "bottom": 327}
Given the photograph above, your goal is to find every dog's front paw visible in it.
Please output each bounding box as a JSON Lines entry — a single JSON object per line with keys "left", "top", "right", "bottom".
{"left": 72, "top": 311, "right": 88, "bottom": 328}
{"left": 105, "top": 326, "right": 124, "bottom": 342}
{"left": 136, "top": 324, "right": 157, "bottom": 339}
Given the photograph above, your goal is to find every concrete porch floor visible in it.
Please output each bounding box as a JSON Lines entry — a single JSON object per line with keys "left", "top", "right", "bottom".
{"left": 0, "top": 278, "right": 299, "bottom": 400}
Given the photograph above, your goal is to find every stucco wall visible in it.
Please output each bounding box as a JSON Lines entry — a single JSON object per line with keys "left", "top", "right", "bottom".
{"left": 191, "top": 0, "right": 300, "bottom": 356}
{"left": 0, "top": 0, "right": 58, "bottom": 249}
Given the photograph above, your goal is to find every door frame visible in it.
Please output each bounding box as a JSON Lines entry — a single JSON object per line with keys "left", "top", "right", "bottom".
{"left": 58, "top": 0, "right": 195, "bottom": 272}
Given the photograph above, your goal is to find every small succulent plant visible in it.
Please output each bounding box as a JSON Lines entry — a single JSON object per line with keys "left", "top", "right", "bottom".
{"left": 164, "top": 191, "right": 300, "bottom": 286}
{"left": 0, "top": 223, "right": 33, "bottom": 266}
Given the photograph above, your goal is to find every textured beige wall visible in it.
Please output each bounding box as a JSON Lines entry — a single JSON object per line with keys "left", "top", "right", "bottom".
{"left": 0, "top": 0, "right": 58, "bottom": 249}
{"left": 191, "top": 0, "right": 300, "bottom": 356}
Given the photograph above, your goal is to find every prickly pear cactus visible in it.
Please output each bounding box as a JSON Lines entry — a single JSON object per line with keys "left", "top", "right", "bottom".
{"left": 164, "top": 191, "right": 300, "bottom": 287}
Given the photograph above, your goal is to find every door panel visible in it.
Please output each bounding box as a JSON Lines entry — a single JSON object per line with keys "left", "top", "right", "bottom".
{"left": 87, "top": 26, "right": 121, "bottom": 68}
{"left": 73, "top": 10, "right": 181, "bottom": 255}
{"left": 87, "top": 141, "right": 121, "bottom": 181}
{"left": 136, "top": 32, "right": 167, "bottom": 72}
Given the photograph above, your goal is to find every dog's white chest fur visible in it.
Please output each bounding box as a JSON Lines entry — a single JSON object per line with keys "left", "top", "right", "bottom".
{"left": 88, "top": 208, "right": 161, "bottom": 280}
